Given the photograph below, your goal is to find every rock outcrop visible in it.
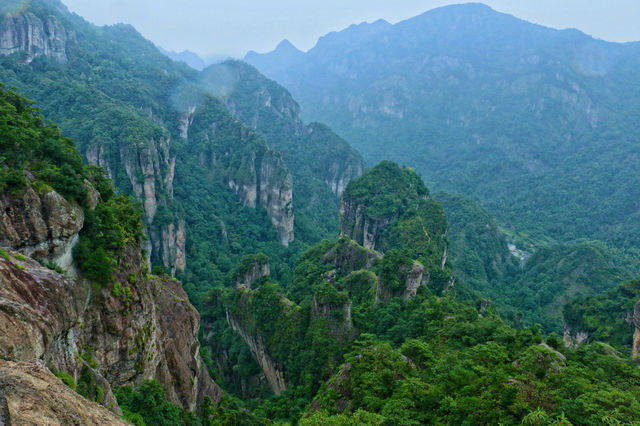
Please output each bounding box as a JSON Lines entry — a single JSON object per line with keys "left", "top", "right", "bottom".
{"left": 0, "top": 360, "right": 128, "bottom": 425}
{"left": 0, "top": 184, "right": 84, "bottom": 272}
{"left": 0, "top": 11, "right": 68, "bottom": 63}
{"left": 212, "top": 61, "right": 364, "bottom": 198}
{"left": 235, "top": 258, "right": 270, "bottom": 290}
{"left": 374, "top": 260, "right": 428, "bottom": 304}
{"left": 208, "top": 129, "right": 294, "bottom": 246}
{"left": 86, "top": 136, "right": 186, "bottom": 274}
{"left": 339, "top": 201, "right": 396, "bottom": 251}
{"left": 226, "top": 312, "right": 287, "bottom": 395}
{"left": 0, "top": 243, "right": 222, "bottom": 413}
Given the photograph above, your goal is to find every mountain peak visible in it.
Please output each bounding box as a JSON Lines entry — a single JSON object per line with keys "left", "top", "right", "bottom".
{"left": 275, "top": 38, "right": 301, "bottom": 53}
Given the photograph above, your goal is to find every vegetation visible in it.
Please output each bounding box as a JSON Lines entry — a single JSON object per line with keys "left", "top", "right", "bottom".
{"left": 247, "top": 3, "right": 640, "bottom": 272}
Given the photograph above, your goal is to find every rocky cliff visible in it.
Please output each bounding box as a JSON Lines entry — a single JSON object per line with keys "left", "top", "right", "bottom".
{"left": 0, "top": 241, "right": 222, "bottom": 413}
{"left": 87, "top": 135, "right": 186, "bottom": 275}
{"left": 0, "top": 360, "right": 128, "bottom": 425}
{"left": 0, "top": 11, "right": 68, "bottom": 63}
{"left": 339, "top": 201, "right": 395, "bottom": 251}
{"left": 226, "top": 312, "right": 287, "bottom": 395}
{"left": 204, "top": 61, "right": 363, "bottom": 209}
{"left": 234, "top": 256, "right": 271, "bottom": 290}
{"left": 0, "top": 181, "right": 83, "bottom": 273}
{"left": 189, "top": 100, "right": 296, "bottom": 246}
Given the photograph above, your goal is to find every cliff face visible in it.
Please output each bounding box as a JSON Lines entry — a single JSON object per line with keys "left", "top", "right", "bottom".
{"left": 213, "top": 61, "right": 364, "bottom": 199}
{"left": 339, "top": 201, "right": 395, "bottom": 250}
{"left": 0, "top": 183, "right": 84, "bottom": 273}
{"left": 226, "top": 312, "right": 287, "bottom": 395}
{"left": 0, "top": 243, "right": 221, "bottom": 413}
{"left": 0, "top": 360, "right": 128, "bottom": 425}
{"left": 189, "top": 101, "right": 296, "bottom": 246}
{"left": 0, "top": 11, "right": 68, "bottom": 63}
{"left": 86, "top": 136, "right": 186, "bottom": 274}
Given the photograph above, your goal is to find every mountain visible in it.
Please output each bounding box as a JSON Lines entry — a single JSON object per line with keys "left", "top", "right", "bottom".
{"left": 0, "top": 85, "right": 221, "bottom": 422}
{"left": 245, "top": 3, "right": 640, "bottom": 257}
{"left": 0, "top": 0, "right": 362, "bottom": 304}
{"left": 201, "top": 161, "right": 640, "bottom": 424}
{"left": 158, "top": 46, "right": 207, "bottom": 70}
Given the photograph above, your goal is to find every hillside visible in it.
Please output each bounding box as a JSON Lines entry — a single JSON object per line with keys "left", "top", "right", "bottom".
{"left": 246, "top": 3, "right": 640, "bottom": 257}
{"left": 0, "top": 85, "right": 222, "bottom": 423}
{"left": 0, "top": 0, "right": 363, "bottom": 304}
{"left": 200, "top": 162, "right": 640, "bottom": 424}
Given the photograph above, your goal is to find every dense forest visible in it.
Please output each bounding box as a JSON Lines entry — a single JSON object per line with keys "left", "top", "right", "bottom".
{"left": 2, "top": 0, "right": 640, "bottom": 425}
{"left": 246, "top": 3, "right": 640, "bottom": 269}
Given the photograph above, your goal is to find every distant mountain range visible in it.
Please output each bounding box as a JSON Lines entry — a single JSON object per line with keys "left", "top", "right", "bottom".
{"left": 245, "top": 3, "right": 640, "bottom": 256}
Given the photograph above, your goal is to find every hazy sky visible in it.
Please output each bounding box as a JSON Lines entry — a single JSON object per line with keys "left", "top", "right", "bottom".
{"left": 61, "top": 0, "right": 640, "bottom": 60}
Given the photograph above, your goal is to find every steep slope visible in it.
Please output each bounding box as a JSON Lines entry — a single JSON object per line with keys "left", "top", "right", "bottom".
{"left": 434, "top": 191, "right": 519, "bottom": 298}
{"left": 0, "top": 86, "right": 221, "bottom": 415}
{"left": 201, "top": 162, "right": 640, "bottom": 425}
{"left": 0, "top": 360, "right": 128, "bottom": 425}
{"left": 0, "top": 0, "right": 364, "bottom": 303}
{"left": 246, "top": 3, "right": 640, "bottom": 255}
{"left": 563, "top": 279, "right": 640, "bottom": 354}
{"left": 202, "top": 162, "right": 451, "bottom": 402}
{"left": 202, "top": 60, "right": 364, "bottom": 239}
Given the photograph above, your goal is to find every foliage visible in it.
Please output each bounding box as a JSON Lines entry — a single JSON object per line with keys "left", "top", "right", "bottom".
{"left": 0, "top": 84, "right": 86, "bottom": 202}
{"left": 73, "top": 193, "right": 144, "bottom": 285}
{"left": 115, "top": 380, "right": 200, "bottom": 426}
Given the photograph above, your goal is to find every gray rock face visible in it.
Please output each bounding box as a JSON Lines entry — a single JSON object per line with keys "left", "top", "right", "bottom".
{"left": 226, "top": 150, "right": 295, "bottom": 246}
{"left": 0, "top": 184, "right": 84, "bottom": 272}
{"left": 235, "top": 261, "right": 270, "bottom": 290}
{"left": 339, "top": 201, "right": 396, "bottom": 251}
{"left": 86, "top": 136, "right": 186, "bottom": 274}
{"left": 0, "top": 12, "right": 67, "bottom": 63}
{"left": 226, "top": 312, "right": 287, "bottom": 395}
{"left": 216, "top": 61, "right": 364, "bottom": 198}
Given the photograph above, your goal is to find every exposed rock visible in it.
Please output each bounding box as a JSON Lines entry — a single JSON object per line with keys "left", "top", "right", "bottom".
{"left": 403, "top": 261, "right": 425, "bottom": 301}
{"left": 0, "top": 244, "right": 222, "bottom": 413}
{"left": 226, "top": 312, "right": 287, "bottom": 395}
{"left": 633, "top": 301, "right": 640, "bottom": 358}
{"left": 562, "top": 321, "right": 590, "bottom": 349}
{"left": 375, "top": 260, "right": 427, "bottom": 304}
{"left": 212, "top": 61, "right": 364, "bottom": 198}
{"left": 88, "top": 136, "right": 184, "bottom": 274}
{"left": 320, "top": 236, "right": 381, "bottom": 274}
{"left": 225, "top": 150, "right": 294, "bottom": 246}
{"left": 83, "top": 179, "right": 101, "bottom": 210}
{"left": 0, "top": 360, "right": 128, "bottom": 425}
{"left": 339, "top": 202, "right": 396, "bottom": 251}
{"left": 259, "top": 152, "right": 294, "bottom": 245}
{"left": 235, "top": 259, "right": 270, "bottom": 290}
{"left": 0, "top": 12, "right": 68, "bottom": 63}
{"left": 0, "top": 184, "right": 84, "bottom": 272}
{"left": 160, "top": 220, "right": 187, "bottom": 275}
{"left": 324, "top": 160, "right": 363, "bottom": 197}
{"left": 538, "top": 342, "right": 567, "bottom": 363}
{"left": 311, "top": 295, "right": 353, "bottom": 336}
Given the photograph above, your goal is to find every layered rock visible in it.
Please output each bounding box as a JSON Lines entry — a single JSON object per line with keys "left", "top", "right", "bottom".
{"left": 0, "top": 244, "right": 222, "bottom": 413}
{"left": 226, "top": 312, "right": 287, "bottom": 395}
{"left": 0, "top": 11, "right": 68, "bottom": 63}
{"left": 0, "top": 184, "right": 84, "bottom": 272}
{"left": 339, "top": 201, "right": 396, "bottom": 251}
{"left": 86, "top": 136, "right": 186, "bottom": 274}
{"left": 209, "top": 61, "right": 364, "bottom": 198}
{"left": 0, "top": 360, "right": 128, "bottom": 425}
